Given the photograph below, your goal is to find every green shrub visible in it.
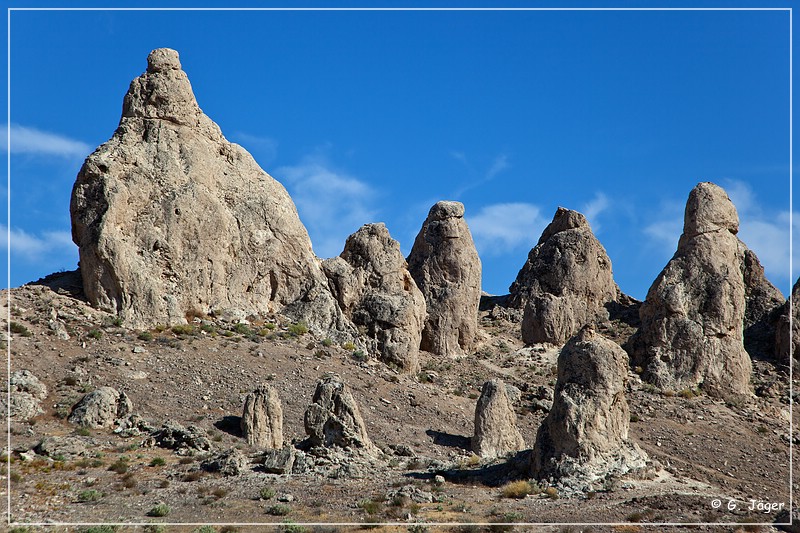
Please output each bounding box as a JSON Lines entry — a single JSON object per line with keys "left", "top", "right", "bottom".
{"left": 77, "top": 489, "right": 102, "bottom": 502}
{"left": 281, "top": 522, "right": 307, "bottom": 533}
{"left": 233, "top": 323, "right": 251, "bottom": 335}
{"left": 342, "top": 341, "right": 356, "bottom": 351}
{"left": 171, "top": 324, "right": 196, "bottom": 335}
{"left": 107, "top": 458, "right": 129, "bottom": 474}
{"left": 192, "top": 527, "right": 217, "bottom": 533}
{"left": 150, "top": 457, "right": 166, "bottom": 467}
{"left": 321, "top": 338, "right": 333, "bottom": 347}
{"left": 10, "top": 322, "right": 32, "bottom": 337}
{"left": 88, "top": 329, "right": 103, "bottom": 340}
{"left": 147, "top": 503, "right": 171, "bottom": 517}
{"left": 79, "top": 527, "right": 118, "bottom": 533}
{"left": 266, "top": 503, "right": 291, "bottom": 516}
{"left": 287, "top": 321, "right": 308, "bottom": 336}
{"left": 259, "top": 487, "right": 276, "bottom": 500}
{"left": 138, "top": 331, "right": 154, "bottom": 341}
{"left": 352, "top": 350, "right": 367, "bottom": 362}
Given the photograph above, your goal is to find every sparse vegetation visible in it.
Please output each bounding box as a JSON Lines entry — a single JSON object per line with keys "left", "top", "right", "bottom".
{"left": 107, "top": 457, "right": 129, "bottom": 474}
{"left": 259, "top": 487, "right": 276, "bottom": 500}
{"left": 138, "top": 330, "right": 154, "bottom": 341}
{"left": 147, "top": 503, "right": 171, "bottom": 517}
{"left": 500, "top": 480, "right": 533, "bottom": 499}
{"left": 88, "top": 328, "right": 103, "bottom": 339}
{"left": 266, "top": 503, "right": 292, "bottom": 516}
{"left": 150, "top": 457, "right": 166, "bottom": 467}
{"left": 343, "top": 341, "right": 356, "bottom": 351}
{"left": 544, "top": 486, "right": 559, "bottom": 500}
{"left": 10, "top": 322, "right": 32, "bottom": 337}
{"left": 77, "top": 489, "right": 102, "bottom": 502}
{"left": 171, "top": 324, "right": 196, "bottom": 335}
{"left": 287, "top": 321, "right": 308, "bottom": 336}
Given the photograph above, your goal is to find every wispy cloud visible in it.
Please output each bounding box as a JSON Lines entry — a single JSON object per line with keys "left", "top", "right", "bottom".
{"left": 231, "top": 132, "right": 278, "bottom": 165}
{"left": 467, "top": 202, "right": 548, "bottom": 256}
{"left": 581, "top": 192, "right": 610, "bottom": 233}
{"left": 452, "top": 153, "right": 510, "bottom": 198}
{"left": 1, "top": 124, "right": 92, "bottom": 158}
{"left": 1, "top": 224, "right": 77, "bottom": 264}
{"left": 274, "top": 156, "right": 377, "bottom": 258}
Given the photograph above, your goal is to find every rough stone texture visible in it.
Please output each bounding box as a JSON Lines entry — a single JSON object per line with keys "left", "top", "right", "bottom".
{"left": 10, "top": 370, "right": 47, "bottom": 400}
{"left": 6, "top": 370, "right": 48, "bottom": 421}
{"left": 241, "top": 385, "right": 283, "bottom": 449}
{"left": 35, "top": 436, "right": 98, "bottom": 460}
{"left": 303, "top": 375, "right": 378, "bottom": 455}
{"left": 70, "top": 48, "right": 342, "bottom": 332}
{"left": 146, "top": 422, "right": 212, "bottom": 455}
{"left": 742, "top": 249, "right": 786, "bottom": 360}
{"left": 471, "top": 379, "right": 525, "bottom": 459}
{"left": 67, "top": 387, "right": 132, "bottom": 428}
{"left": 508, "top": 207, "right": 618, "bottom": 345}
{"left": 629, "top": 182, "right": 758, "bottom": 399}
{"left": 262, "top": 446, "right": 296, "bottom": 474}
{"left": 201, "top": 448, "right": 248, "bottom": 476}
{"left": 532, "top": 326, "right": 647, "bottom": 486}
{"left": 776, "top": 278, "right": 800, "bottom": 364}
{"left": 407, "top": 201, "right": 482, "bottom": 356}
{"left": 324, "top": 223, "right": 426, "bottom": 372}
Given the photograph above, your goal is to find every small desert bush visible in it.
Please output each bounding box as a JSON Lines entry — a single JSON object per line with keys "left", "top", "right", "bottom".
{"left": 10, "top": 322, "right": 32, "bottom": 337}
{"left": 77, "top": 489, "right": 102, "bottom": 502}
{"left": 193, "top": 527, "right": 218, "bottom": 533}
{"left": 233, "top": 323, "right": 251, "bottom": 335}
{"left": 88, "top": 329, "right": 103, "bottom": 340}
{"left": 138, "top": 331, "right": 154, "bottom": 341}
{"left": 500, "top": 480, "right": 533, "bottom": 499}
{"left": 259, "top": 487, "right": 276, "bottom": 500}
{"left": 359, "top": 498, "right": 384, "bottom": 515}
{"left": 287, "top": 321, "right": 308, "bottom": 336}
{"left": 171, "top": 324, "right": 196, "bottom": 335}
{"left": 150, "top": 457, "right": 166, "bottom": 467}
{"left": 266, "top": 503, "right": 291, "bottom": 516}
{"left": 147, "top": 503, "right": 171, "bottom": 517}
{"left": 80, "top": 527, "right": 119, "bottom": 533}
{"left": 321, "top": 338, "right": 333, "bottom": 347}
{"left": 342, "top": 341, "right": 356, "bottom": 351}
{"left": 107, "top": 458, "right": 129, "bottom": 474}
{"left": 543, "top": 486, "right": 559, "bottom": 500}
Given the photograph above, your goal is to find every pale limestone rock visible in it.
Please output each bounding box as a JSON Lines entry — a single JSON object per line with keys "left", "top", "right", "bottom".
{"left": 532, "top": 327, "right": 647, "bottom": 485}
{"left": 324, "top": 223, "right": 426, "bottom": 372}
{"left": 509, "top": 207, "right": 618, "bottom": 345}
{"left": 471, "top": 379, "right": 525, "bottom": 459}
{"left": 68, "top": 387, "right": 132, "bottom": 428}
{"left": 241, "top": 385, "right": 283, "bottom": 449}
{"left": 407, "top": 201, "right": 481, "bottom": 356}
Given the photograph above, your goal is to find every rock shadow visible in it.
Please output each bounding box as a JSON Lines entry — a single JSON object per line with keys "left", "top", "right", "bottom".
{"left": 426, "top": 429, "right": 471, "bottom": 451}
{"left": 29, "top": 269, "right": 87, "bottom": 301}
{"left": 214, "top": 415, "right": 243, "bottom": 438}
{"left": 406, "top": 450, "right": 531, "bottom": 488}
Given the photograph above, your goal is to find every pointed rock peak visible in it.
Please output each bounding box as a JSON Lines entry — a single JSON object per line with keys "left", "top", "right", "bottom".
{"left": 147, "top": 48, "right": 182, "bottom": 73}
{"left": 427, "top": 200, "right": 465, "bottom": 221}
{"left": 684, "top": 182, "right": 739, "bottom": 238}
{"left": 538, "top": 207, "right": 589, "bottom": 245}
{"left": 122, "top": 47, "right": 206, "bottom": 128}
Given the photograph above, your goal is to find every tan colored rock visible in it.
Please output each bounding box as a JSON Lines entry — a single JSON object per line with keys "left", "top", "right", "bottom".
{"left": 70, "top": 48, "right": 342, "bottom": 332}
{"left": 68, "top": 387, "right": 132, "bottom": 429}
{"left": 324, "top": 223, "right": 426, "bottom": 372}
{"left": 241, "top": 385, "right": 283, "bottom": 449}
{"left": 303, "top": 375, "right": 378, "bottom": 455}
{"left": 532, "top": 326, "right": 647, "bottom": 486}
{"left": 407, "top": 201, "right": 481, "bottom": 356}
{"left": 630, "top": 182, "right": 758, "bottom": 399}
{"left": 775, "top": 278, "right": 799, "bottom": 364}
{"left": 471, "top": 379, "right": 525, "bottom": 459}
{"left": 508, "top": 207, "right": 618, "bottom": 345}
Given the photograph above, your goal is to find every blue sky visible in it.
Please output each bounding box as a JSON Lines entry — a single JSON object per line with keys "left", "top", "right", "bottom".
{"left": 3, "top": 4, "right": 796, "bottom": 300}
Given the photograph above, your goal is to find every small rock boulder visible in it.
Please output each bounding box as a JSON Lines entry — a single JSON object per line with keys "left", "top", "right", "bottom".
{"left": 201, "top": 448, "right": 248, "bottom": 476}
{"left": 303, "top": 375, "right": 378, "bottom": 455}
{"left": 407, "top": 201, "right": 482, "bottom": 356}
{"left": 324, "top": 223, "right": 426, "bottom": 372}
{"left": 147, "top": 423, "right": 212, "bottom": 455}
{"left": 262, "top": 446, "right": 296, "bottom": 474}
{"left": 471, "top": 379, "right": 525, "bottom": 459}
{"left": 67, "top": 387, "right": 132, "bottom": 429}
{"left": 508, "top": 207, "right": 619, "bottom": 345}
{"left": 532, "top": 326, "right": 647, "bottom": 487}
{"left": 7, "top": 370, "right": 47, "bottom": 421}
{"left": 241, "top": 385, "right": 283, "bottom": 449}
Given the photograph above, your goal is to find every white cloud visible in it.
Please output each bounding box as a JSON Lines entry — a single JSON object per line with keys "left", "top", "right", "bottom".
{"left": 1, "top": 124, "right": 92, "bottom": 158}
{"left": 231, "top": 132, "right": 278, "bottom": 164}
{"left": 452, "top": 153, "right": 510, "bottom": 197}
{"left": 486, "top": 154, "right": 509, "bottom": 180}
{"left": 467, "top": 202, "right": 548, "bottom": 256}
{"left": 581, "top": 192, "right": 610, "bottom": 233}
{"left": 0, "top": 224, "right": 77, "bottom": 263}
{"left": 274, "top": 157, "right": 377, "bottom": 258}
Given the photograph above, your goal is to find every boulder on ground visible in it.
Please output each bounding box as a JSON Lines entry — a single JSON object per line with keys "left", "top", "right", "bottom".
{"left": 67, "top": 387, "right": 132, "bottom": 428}
{"left": 241, "top": 385, "right": 283, "bottom": 449}
{"left": 508, "top": 207, "right": 619, "bottom": 345}
{"left": 407, "top": 201, "right": 482, "bottom": 356}
{"left": 6, "top": 370, "right": 48, "bottom": 421}
{"left": 532, "top": 326, "right": 647, "bottom": 487}
{"left": 146, "top": 422, "right": 212, "bottom": 455}
{"left": 201, "top": 448, "right": 248, "bottom": 476}
{"left": 303, "top": 375, "right": 378, "bottom": 455}
{"left": 471, "top": 379, "right": 525, "bottom": 459}
{"left": 324, "top": 223, "right": 426, "bottom": 372}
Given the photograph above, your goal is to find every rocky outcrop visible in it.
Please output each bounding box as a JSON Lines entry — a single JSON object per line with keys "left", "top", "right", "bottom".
{"left": 146, "top": 422, "right": 212, "bottom": 455}
{"left": 407, "top": 201, "right": 481, "bottom": 356}
{"left": 471, "top": 379, "right": 525, "bottom": 459}
{"left": 532, "top": 326, "right": 647, "bottom": 487}
{"left": 303, "top": 375, "right": 378, "bottom": 455}
{"left": 70, "top": 48, "right": 342, "bottom": 332}
{"left": 742, "top": 249, "right": 786, "bottom": 360}
{"left": 776, "top": 278, "right": 800, "bottom": 364}
{"left": 241, "top": 385, "right": 283, "bottom": 449}
{"left": 508, "top": 207, "right": 618, "bottom": 345}
{"left": 201, "top": 448, "right": 248, "bottom": 476}
{"left": 630, "top": 182, "right": 768, "bottom": 398}
{"left": 67, "top": 387, "right": 132, "bottom": 428}
{"left": 7, "top": 370, "right": 47, "bottom": 421}
{"left": 323, "top": 223, "right": 426, "bottom": 372}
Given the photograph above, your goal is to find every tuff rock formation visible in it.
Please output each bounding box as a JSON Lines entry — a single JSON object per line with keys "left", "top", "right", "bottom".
{"left": 407, "top": 201, "right": 482, "bottom": 356}
{"left": 742, "top": 249, "right": 786, "bottom": 360}
{"left": 471, "top": 379, "right": 525, "bottom": 459}
{"left": 70, "top": 48, "right": 343, "bottom": 333}
{"left": 630, "top": 182, "right": 778, "bottom": 398}
{"left": 68, "top": 387, "right": 132, "bottom": 428}
{"left": 7, "top": 370, "right": 48, "bottom": 421}
{"left": 508, "top": 207, "right": 618, "bottom": 345}
{"left": 532, "top": 326, "right": 647, "bottom": 487}
{"left": 776, "top": 278, "right": 800, "bottom": 364}
{"left": 323, "top": 223, "right": 426, "bottom": 372}
{"left": 303, "top": 375, "right": 378, "bottom": 455}
{"left": 241, "top": 385, "right": 283, "bottom": 449}
{"left": 201, "top": 448, "right": 249, "bottom": 476}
